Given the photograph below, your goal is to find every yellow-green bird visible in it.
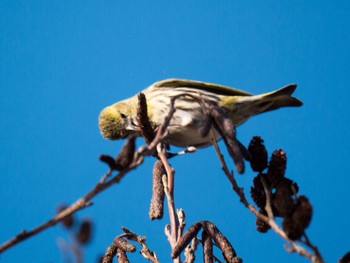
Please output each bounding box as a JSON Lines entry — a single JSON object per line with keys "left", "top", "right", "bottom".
{"left": 99, "top": 79, "right": 302, "bottom": 148}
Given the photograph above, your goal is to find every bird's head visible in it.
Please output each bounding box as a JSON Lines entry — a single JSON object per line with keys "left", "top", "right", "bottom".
{"left": 99, "top": 102, "right": 136, "bottom": 140}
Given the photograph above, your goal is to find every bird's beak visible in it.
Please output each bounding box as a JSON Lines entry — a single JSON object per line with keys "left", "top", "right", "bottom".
{"left": 125, "top": 121, "right": 140, "bottom": 131}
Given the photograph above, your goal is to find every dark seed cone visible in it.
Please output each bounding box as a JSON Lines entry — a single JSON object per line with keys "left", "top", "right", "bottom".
{"left": 76, "top": 220, "right": 93, "bottom": 245}
{"left": 256, "top": 210, "right": 270, "bottom": 233}
{"left": 282, "top": 216, "right": 304, "bottom": 240}
{"left": 251, "top": 173, "right": 268, "bottom": 209}
{"left": 282, "top": 195, "right": 312, "bottom": 240}
{"left": 272, "top": 179, "right": 296, "bottom": 217}
{"left": 267, "top": 149, "right": 287, "bottom": 185}
{"left": 248, "top": 136, "right": 268, "bottom": 172}
{"left": 292, "top": 195, "right": 313, "bottom": 229}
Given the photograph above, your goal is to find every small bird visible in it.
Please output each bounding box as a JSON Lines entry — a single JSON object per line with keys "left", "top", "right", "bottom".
{"left": 99, "top": 78, "right": 302, "bottom": 148}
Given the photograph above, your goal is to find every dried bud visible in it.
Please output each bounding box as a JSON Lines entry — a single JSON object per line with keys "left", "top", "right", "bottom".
{"left": 339, "top": 251, "right": 350, "bottom": 263}
{"left": 177, "top": 208, "right": 186, "bottom": 225}
{"left": 115, "top": 136, "right": 136, "bottom": 169}
{"left": 248, "top": 136, "right": 268, "bottom": 172}
{"left": 76, "top": 219, "right": 92, "bottom": 244}
{"left": 251, "top": 173, "right": 267, "bottom": 209}
{"left": 268, "top": 149, "right": 287, "bottom": 185}
{"left": 57, "top": 205, "right": 74, "bottom": 228}
{"left": 149, "top": 160, "right": 165, "bottom": 220}
{"left": 272, "top": 179, "right": 295, "bottom": 217}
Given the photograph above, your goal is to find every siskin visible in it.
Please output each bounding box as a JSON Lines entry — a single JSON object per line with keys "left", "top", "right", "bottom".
{"left": 99, "top": 79, "right": 302, "bottom": 148}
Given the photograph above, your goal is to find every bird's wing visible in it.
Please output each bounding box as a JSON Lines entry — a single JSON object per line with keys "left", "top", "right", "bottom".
{"left": 153, "top": 78, "right": 252, "bottom": 96}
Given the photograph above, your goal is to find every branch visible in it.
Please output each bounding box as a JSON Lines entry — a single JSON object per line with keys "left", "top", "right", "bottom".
{"left": 102, "top": 227, "right": 159, "bottom": 263}
{"left": 210, "top": 131, "right": 266, "bottom": 221}
{"left": 0, "top": 121, "right": 170, "bottom": 254}
{"left": 212, "top": 134, "right": 324, "bottom": 263}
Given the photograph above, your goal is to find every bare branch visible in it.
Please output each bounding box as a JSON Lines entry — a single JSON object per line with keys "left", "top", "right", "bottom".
{"left": 212, "top": 133, "right": 324, "bottom": 263}
{"left": 0, "top": 129, "right": 164, "bottom": 253}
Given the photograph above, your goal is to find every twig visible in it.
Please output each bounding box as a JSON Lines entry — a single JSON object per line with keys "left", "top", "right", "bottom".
{"left": 184, "top": 237, "right": 199, "bottom": 263}
{"left": 121, "top": 227, "right": 159, "bottom": 263}
{"left": 158, "top": 146, "right": 179, "bottom": 248}
{"left": 161, "top": 172, "right": 180, "bottom": 260}
{"left": 1, "top": 89, "right": 187, "bottom": 254}
{"left": 211, "top": 131, "right": 323, "bottom": 262}
{"left": 102, "top": 228, "right": 159, "bottom": 263}
{"left": 0, "top": 198, "right": 92, "bottom": 253}
{"left": 259, "top": 174, "right": 319, "bottom": 261}
{"left": 0, "top": 133, "right": 164, "bottom": 254}
{"left": 210, "top": 130, "right": 266, "bottom": 221}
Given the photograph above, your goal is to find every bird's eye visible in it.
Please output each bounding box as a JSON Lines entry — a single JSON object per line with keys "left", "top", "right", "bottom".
{"left": 120, "top": 113, "right": 127, "bottom": 119}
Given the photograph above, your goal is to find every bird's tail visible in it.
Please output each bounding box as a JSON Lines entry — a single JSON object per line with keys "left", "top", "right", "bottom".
{"left": 222, "top": 84, "right": 303, "bottom": 125}
{"left": 256, "top": 84, "right": 303, "bottom": 113}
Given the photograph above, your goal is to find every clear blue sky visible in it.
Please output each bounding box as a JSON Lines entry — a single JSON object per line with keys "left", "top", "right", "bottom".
{"left": 1, "top": 1, "right": 349, "bottom": 262}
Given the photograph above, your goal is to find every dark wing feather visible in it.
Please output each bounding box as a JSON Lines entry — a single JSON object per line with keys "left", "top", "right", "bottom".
{"left": 153, "top": 78, "right": 252, "bottom": 96}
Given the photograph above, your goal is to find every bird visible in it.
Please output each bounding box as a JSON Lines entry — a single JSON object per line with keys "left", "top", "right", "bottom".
{"left": 99, "top": 78, "right": 302, "bottom": 148}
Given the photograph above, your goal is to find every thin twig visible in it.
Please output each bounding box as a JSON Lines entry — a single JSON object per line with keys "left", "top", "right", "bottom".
{"left": 121, "top": 227, "right": 160, "bottom": 263}
{"left": 211, "top": 129, "right": 323, "bottom": 262}
{"left": 259, "top": 175, "right": 318, "bottom": 261}
{"left": 184, "top": 237, "right": 199, "bottom": 263}
{"left": 210, "top": 130, "right": 266, "bottom": 221}
{"left": 0, "top": 136, "right": 162, "bottom": 253}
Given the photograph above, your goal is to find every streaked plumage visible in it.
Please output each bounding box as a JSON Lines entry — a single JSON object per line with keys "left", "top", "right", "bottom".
{"left": 99, "top": 79, "right": 302, "bottom": 147}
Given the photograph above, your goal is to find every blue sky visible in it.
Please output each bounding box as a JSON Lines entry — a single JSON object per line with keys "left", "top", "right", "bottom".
{"left": 1, "top": 1, "right": 349, "bottom": 262}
